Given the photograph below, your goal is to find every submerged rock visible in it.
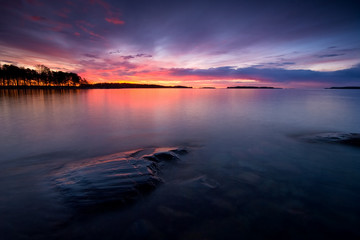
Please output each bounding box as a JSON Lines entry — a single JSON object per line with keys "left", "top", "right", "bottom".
{"left": 298, "top": 132, "right": 360, "bottom": 147}
{"left": 154, "top": 152, "right": 180, "bottom": 161}
{"left": 181, "top": 175, "right": 220, "bottom": 189}
{"left": 52, "top": 147, "right": 189, "bottom": 211}
{"left": 170, "top": 149, "right": 189, "bottom": 155}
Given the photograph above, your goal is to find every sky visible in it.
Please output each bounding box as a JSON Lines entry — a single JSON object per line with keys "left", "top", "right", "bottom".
{"left": 1, "top": 0, "right": 359, "bottom": 88}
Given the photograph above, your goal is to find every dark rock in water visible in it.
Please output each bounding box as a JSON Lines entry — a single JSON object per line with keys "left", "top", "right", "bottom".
{"left": 52, "top": 147, "right": 188, "bottom": 211}
{"left": 143, "top": 155, "right": 160, "bottom": 162}
{"left": 154, "top": 152, "right": 180, "bottom": 161}
{"left": 181, "top": 175, "right": 220, "bottom": 189}
{"left": 170, "top": 149, "right": 189, "bottom": 155}
{"left": 299, "top": 132, "right": 360, "bottom": 147}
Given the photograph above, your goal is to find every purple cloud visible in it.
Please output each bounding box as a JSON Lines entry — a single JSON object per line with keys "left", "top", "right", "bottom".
{"left": 170, "top": 65, "right": 360, "bottom": 86}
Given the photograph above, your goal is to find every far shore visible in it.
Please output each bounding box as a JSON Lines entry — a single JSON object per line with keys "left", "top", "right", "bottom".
{"left": 325, "top": 86, "right": 360, "bottom": 89}
{"left": 227, "top": 86, "right": 282, "bottom": 89}
{"left": 0, "top": 83, "right": 192, "bottom": 89}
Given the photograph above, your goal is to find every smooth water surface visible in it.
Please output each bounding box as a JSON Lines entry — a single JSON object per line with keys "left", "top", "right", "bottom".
{"left": 1, "top": 89, "right": 360, "bottom": 239}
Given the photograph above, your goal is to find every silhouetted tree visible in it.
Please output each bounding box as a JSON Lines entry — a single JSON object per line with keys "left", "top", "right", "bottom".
{"left": 80, "top": 78, "right": 89, "bottom": 85}
{"left": 0, "top": 64, "right": 4, "bottom": 86}
{"left": 69, "top": 72, "right": 80, "bottom": 86}
{"left": 0, "top": 63, "right": 83, "bottom": 87}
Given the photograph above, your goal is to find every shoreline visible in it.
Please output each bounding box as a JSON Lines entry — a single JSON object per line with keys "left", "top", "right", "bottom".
{"left": 0, "top": 85, "right": 192, "bottom": 90}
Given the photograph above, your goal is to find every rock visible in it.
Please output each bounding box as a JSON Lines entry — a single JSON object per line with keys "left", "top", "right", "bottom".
{"left": 170, "top": 149, "right": 189, "bottom": 155}
{"left": 143, "top": 155, "right": 160, "bottom": 162}
{"left": 299, "top": 132, "right": 360, "bottom": 147}
{"left": 154, "top": 152, "right": 180, "bottom": 161}
{"left": 199, "top": 176, "right": 220, "bottom": 189}
{"left": 52, "top": 147, "right": 189, "bottom": 211}
{"left": 181, "top": 175, "right": 220, "bottom": 189}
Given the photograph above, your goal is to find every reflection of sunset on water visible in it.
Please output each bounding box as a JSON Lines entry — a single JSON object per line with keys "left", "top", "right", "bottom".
{"left": 1, "top": 88, "right": 360, "bottom": 239}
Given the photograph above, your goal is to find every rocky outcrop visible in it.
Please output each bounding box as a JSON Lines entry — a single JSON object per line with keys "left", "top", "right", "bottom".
{"left": 52, "top": 147, "right": 189, "bottom": 211}
{"left": 298, "top": 132, "right": 360, "bottom": 147}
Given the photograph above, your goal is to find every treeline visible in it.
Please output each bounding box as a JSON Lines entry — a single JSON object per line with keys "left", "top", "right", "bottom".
{"left": 0, "top": 64, "right": 87, "bottom": 87}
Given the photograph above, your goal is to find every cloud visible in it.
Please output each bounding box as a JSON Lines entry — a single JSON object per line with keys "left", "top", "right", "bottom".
{"left": 79, "top": 58, "right": 138, "bottom": 71}
{"left": 122, "top": 55, "right": 135, "bottom": 60}
{"left": 109, "top": 50, "right": 121, "bottom": 54}
{"left": 105, "top": 17, "right": 125, "bottom": 25}
{"left": 77, "top": 24, "right": 103, "bottom": 39}
{"left": 83, "top": 53, "right": 98, "bottom": 58}
{"left": 0, "top": 60, "right": 18, "bottom": 64}
{"left": 122, "top": 53, "right": 152, "bottom": 59}
{"left": 29, "top": 15, "right": 46, "bottom": 21}
{"left": 109, "top": 53, "right": 153, "bottom": 60}
{"left": 135, "top": 54, "right": 152, "bottom": 58}
{"left": 262, "top": 62, "right": 296, "bottom": 67}
{"left": 169, "top": 65, "right": 360, "bottom": 85}
{"left": 317, "top": 53, "right": 345, "bottom": 58}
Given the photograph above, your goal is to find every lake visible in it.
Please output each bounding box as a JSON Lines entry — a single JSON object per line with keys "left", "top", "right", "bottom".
{"left": 1, "top": 88, "right": 360, "bottom": 239}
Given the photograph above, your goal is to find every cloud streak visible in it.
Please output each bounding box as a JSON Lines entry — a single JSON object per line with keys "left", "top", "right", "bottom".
{"left": 105, "top": 17, "right": 125, "bottom": 25}
{"left": 169, "top": 65, "right": 360, "bottom": 86}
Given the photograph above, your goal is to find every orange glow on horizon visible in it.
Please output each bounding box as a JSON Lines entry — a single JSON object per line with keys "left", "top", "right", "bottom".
{"left": 1, "top": 46, "right": 332, "bottom": 89}
{"left": 78, "top": 66, "right": 264, "bottom": 88}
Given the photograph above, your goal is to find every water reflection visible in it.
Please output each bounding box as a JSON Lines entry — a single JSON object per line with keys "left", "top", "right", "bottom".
{"left": 0, "top": 89, "right": 360, "bottom": 239}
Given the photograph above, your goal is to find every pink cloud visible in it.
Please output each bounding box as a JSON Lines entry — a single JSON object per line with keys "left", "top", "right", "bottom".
{"left": 105, "top": 17, "right": 125, "bottom": 25}
{"left": 78, "top": 25, "right": 103, "bottom": 39}
{"left": 30, "top": 15, "right": 46, "bottom": 21}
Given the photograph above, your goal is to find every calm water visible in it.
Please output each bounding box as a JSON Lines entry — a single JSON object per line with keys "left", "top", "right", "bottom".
{"left": 1, "top": 89, "right": 360, "bottom": 240}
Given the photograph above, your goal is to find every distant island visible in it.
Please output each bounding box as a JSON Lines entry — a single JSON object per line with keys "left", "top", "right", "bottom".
{"left": 227, "top": 86, "right": 282, "bottom": 89}
{"left": 201, "top": 87, "right": 216, "bottom": 89}
{"left": 325, "top": 86, "right": 360, "bottom": 89}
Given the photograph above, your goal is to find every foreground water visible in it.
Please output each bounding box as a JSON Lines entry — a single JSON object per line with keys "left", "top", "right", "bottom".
{"left": 0, "top": 89, "right": 360, "bottom": 240}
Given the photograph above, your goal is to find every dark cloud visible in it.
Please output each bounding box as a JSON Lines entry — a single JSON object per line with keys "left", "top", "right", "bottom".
{"left": 107, "top": 0, "right": 360, "bottom": 54}
{"left": 109, "top": 50, "right": 121, "bottom": 54}
{"left": 3, "top": 0, "right": 359, "bottom": 54}
{"left": 0, "top": 60, "right": 18, "bottom": 64}
{"left": 135, "top": 54, "right": 152, "bottom": 58}
{"left": 317, "top": 53, "right": 345, "bottom": 58}
{"left": 115, "top": 54, "right": 153, "bottom": 60}
{"left": 169, "top": 65, "right": 360, "bottom": 85}
{"left": 263, "top": 62, "right": 296, "bottom": 67}
{"left": 83, "top": 53, "right": 98, "bottom": 58}
{"left": 122, "top": 55, "right": 135, "bottom": 60}
{"left": 79, "top": 58, "right": 138, "bottom": 71}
